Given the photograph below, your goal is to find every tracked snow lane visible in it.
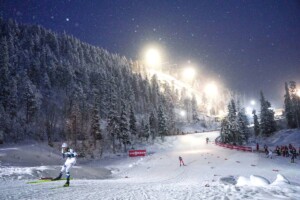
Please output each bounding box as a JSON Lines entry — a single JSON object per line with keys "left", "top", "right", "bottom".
{"left": 1, "top": 131, "right": 300, "bottom": 200}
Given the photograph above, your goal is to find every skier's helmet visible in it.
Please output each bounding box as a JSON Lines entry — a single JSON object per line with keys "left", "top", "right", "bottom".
{"left": 62, "top": 142, "right": 68, "bottom": 148}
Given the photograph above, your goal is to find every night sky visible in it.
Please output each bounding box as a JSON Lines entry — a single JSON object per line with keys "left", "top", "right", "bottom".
{"left": 1, "top": 0, "right": 300, "bottom": 108}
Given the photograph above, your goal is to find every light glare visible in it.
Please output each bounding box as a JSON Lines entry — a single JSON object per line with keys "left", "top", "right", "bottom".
{"left": 180, "top": 110, "right": 186, "bottom": 117}
{"left": 205, "top": 83, "right": 218, "bottom": 97}
{"left": 297, "top": 90, "right": 300, "bottom": 97}
{"left": 183, "top": 67, "right": 196, "bottom": 80}
{"left": 145, "top": 48, "right": 161, "bottom": 67}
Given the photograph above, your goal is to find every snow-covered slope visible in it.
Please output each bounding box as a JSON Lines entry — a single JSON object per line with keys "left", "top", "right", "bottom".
{"left": 0, "top": 131, "right": 300, "bottom": 200}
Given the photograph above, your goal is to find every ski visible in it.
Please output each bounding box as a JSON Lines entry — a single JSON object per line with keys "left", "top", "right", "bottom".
{"left": 27, "top": 178, "right": 68, "bottom": 184}
{"left": 50, "top": 185, "right": 71, "bottom": 190}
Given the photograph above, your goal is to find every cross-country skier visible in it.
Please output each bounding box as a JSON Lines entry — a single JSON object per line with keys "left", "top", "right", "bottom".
{"left": 206, "top": 137, "right": 209, "bottom": 144}
{"left": 179, "top": 156, "right": 185, "bottom": 166}
{"left": 52, "top": 142, "right": 77, "bottom": 187}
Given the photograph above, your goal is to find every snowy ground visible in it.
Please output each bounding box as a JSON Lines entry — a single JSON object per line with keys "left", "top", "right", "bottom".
{"left": 0, "top": 131, "right": 300, "bottom": 200}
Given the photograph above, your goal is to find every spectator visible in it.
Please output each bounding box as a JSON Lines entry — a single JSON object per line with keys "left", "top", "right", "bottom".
{"left": 291, "top": 148, "right": 297, "bottom": 163}
{"left": 275, "top": 146, "right": 281, "bottom": 156}
{"left": 264, "top": 144, "right": 268, "bottom": 155}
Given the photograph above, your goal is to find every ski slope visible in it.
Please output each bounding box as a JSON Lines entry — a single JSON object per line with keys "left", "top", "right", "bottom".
{"left": 1, "top": 131, "right": 300, "bottom": 200}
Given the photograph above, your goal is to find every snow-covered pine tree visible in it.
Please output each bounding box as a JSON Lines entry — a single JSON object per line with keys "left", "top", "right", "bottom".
{"left": 107, "top": 76, "right": 119, "bottom": 154}
{"left": 183, "top": 98, "right": 192, "bottom": 122}
{"left": 252, "top": 109, "right": 260, "bottom": 137}
{"left": 200, "top": 93, "right": 207, "bottom": 113}
{"left": 119, "top": 101, "right": 130, "bottom": 152}
{"left": 0, "top": 36, "right": 10, "bottom": 111}
{"left": 180, "top": 87, "right": 187, "bottom": 105}
{"left": 91, "top": 102, "right": 102, "bottom": 146}
{"left": 191, "top": 94, "right": 199, "bottom": 123}
{"left": 129, "top": 104, "right": 137, "bottom": 137}
{"left": 158, "top": 105, "right": 168, "bottom": 141}
{"left": 150, "top": 74, "right": 159, "bottom": 110}
{"left": 42, "top": 72, "right": 51, "bottom": 97}
{"left": 227, "top": 99, "right": 238, "bottom": 144}
{"left": 284, "top": 82, "right": 295, "bottom": 128}
{"left": 149, "top": 111, "right": 157, "bottom": 142}
{"left": 139, "top": 76, "right": 150, "bottom": 112}
{"left": 7, "top": 78, "right": 18, "bottom": 119}
{"left": 220, "top": 117, "right": 230, "bottom": 143}
{"left": 236, "top": 109, "right": 249, "bottom": 145}
{"left": 143, "top": 118, "right": 151, "bottom": 142}
{"left": 240, "top": 107, "right": 249, "bottom": 126}
{"left": 23, "top": 73, "right": 40, "bottom": 124}
{"left": 161, "top": 82, "right": 175, "bottom": 134}
{"left": 228, "top": 99, "right": 237, "bottom": 123}
{"left": 69, "top": 102, "right": 81, "bottom": 147}
{"left": 259, "top": 91, "right": 276, "bottom": 137}
{"left": 0, "top": 105, "right": 7, "bottom": 143}
{"left": 289, "top": 81, "right": 300, "bottom": 128}
{"left": 221, "top": 99, "right": 248, "bottom": 145}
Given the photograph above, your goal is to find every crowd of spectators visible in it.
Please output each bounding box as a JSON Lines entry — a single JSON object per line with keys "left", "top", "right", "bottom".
{"left": 261, "top": 144, "right": 298, "bottom": 163}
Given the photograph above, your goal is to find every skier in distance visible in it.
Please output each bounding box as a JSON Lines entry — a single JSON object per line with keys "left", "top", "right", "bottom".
{"left": 179, "top": 156, "right": 185, "bottom": 166}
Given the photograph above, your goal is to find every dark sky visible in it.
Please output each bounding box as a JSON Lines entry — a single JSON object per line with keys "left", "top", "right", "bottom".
{"left": 1, "top": 0, "right": 300, "bottom": 108}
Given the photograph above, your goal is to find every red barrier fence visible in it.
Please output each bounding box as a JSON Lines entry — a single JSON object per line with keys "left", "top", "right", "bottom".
{"left": 215, "top": 142, "right": 252, "bottom": 152}
{"left": 129, "top": 150, "right": 146, "bottom": 157}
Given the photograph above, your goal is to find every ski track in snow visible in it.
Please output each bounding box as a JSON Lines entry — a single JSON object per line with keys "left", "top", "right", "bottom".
{"left": 1, "top": 131, "right": 300, "bottom": 200}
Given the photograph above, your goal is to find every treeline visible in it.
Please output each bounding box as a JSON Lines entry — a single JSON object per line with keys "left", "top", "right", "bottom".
{"left": 284, "top": 81, "right": 300, "bottom": 129}
{"left": 0, "top": 19, "right": 208, "bottom": 156}
{"left": 220, "top": 91, "right": 277, "bottom": 145}
{"left": 221, "top": 80, "right": 300, "bottom": 145}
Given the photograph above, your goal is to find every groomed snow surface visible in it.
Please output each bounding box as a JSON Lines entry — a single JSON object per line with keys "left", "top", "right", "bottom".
{"left": 0, "top": 131, "right": 300, "bottom": 200}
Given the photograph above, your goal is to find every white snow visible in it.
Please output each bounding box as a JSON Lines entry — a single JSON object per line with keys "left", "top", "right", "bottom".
{"left": 0, "top": 130, "right": 300, "bottom": 200}
{"left": 237, "top": 175, "right": 270, "bottom": 187}
{"left": 0, "top": 166, "right": 49, "bottom": 178}
{"left": 271, "top": 174, "right": 290, "bottom": 186}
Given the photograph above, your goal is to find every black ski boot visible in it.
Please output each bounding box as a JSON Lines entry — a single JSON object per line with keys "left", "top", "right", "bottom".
{"left": 52, "top": 172, "right": 62, "bottom": 181}
{"left": 63, "top": 173, "right": 70, "bottom": 187}
{"left": 63, "top": 180, "right": 70, "bottom": 187}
